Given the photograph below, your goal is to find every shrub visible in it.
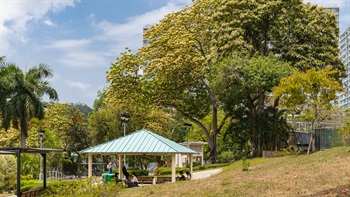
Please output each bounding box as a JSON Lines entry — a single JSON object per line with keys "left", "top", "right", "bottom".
{"left": 152, "top": 163, "right": 230, "bottom": 175}
{"left": 112, "top": 168, "right": 149, "bottom": 176}
{"left": 242, "top": 157, "right": 250, "bottom": 171}
{"left": 0, "top": 155, "right": 16, "bottom": 191}
{"left": 20, "top": 180, "right": 42, "bottom": 192}
{"left": 218, "top": 151, "right": 235, "bottom": 163}
{"left": 39, "top": 178, "right": 123, "bottom": 197}
{"left": 330, "top": 131, "right": 344, "bottom": 147}
{"left": 273, "top": 145, "right": 302, "bottom": 157}
{"left": 129, "top": 169, "right": 149, "bottom": 176}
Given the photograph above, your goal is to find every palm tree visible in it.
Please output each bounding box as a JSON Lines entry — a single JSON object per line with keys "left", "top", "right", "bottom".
{"left": 0, "top": 61, "right": 58, "bottom": 147}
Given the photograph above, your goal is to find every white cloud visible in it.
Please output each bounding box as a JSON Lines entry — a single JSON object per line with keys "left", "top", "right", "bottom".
{"left": 43, "top": 19, "right": 56, "bottom": 27}
{"left": 94, "top": 1, "right": 190, "bottom": 43}
{"left": 59, "top": 50, "right": 109, "bottom": 69}
{"left": 45, "top": 39, "right": 90, "bottom": 49}
{"left": 0, "top": 0, "right": 77, "bottom": 55}
{"left": 65, "top": 80, "right": 91, "bottom": 90}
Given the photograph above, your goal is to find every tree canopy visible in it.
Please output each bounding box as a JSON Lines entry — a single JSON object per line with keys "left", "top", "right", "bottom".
{"left": 106, "top": 0, "right": 345, "bottom": 161}
{"left": 0, "top": 60, "right": 58, "bottom": 147}
{"left": 273, "top": 66, "right": 345, "bottom": 154}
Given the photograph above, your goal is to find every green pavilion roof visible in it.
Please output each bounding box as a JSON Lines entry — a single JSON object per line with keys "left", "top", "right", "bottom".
{"left": 80, "top": 129, "right": 198, "bottom": 155}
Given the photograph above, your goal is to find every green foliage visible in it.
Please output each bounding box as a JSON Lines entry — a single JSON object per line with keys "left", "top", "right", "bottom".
{"left": 217, "top": 151, "right": 235, "bottom": 163}
{"left": 330, "top": 131, "right": 344, "bottom": 148}
{"left": 242, "top": 157, "right": 250, "bottom": 171}
{"left": 273, "top": 67, "right": 345, "bottom": 154}
{"left": 154, "top": 163, "right": 230, "bottom": 175}
{"left": 125, "top": 169, "right": 149, "bottom": 176}
{"left": 106, "top": 0, "right": 345, "bottom": 163}
{"left": 0, "top": 60, "right": 58, "bottom": 147}
{"left": 192, "top": 161, "right": 201, "bottom": 168}
{"left": 0, "top": 155, "right": 16, "bottom": 191}
{"left": 20, "top": 154, "right": 39, "bottom": 180}
{"left": 272, "top": 145, "right": 302, "bottom": 157}
{"left": 44, "top": 103, "right": 91, "bottom": 175}
{"left": 214, "top": 0, "right": 344, "bottom": 76}
{"left": 20, "top": 180, "right": 42, "bottom": 192}
{"left": 40, "top": 178, "right": 122, "bottom": 197}
{"left": 218, "top": 54, "right": 293, "bottom": 156}
{"left": 88, "top": 108, "right": 121, "bottom": 146}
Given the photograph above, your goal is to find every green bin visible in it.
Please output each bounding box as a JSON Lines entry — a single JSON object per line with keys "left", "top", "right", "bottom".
{"left": 107, "top": 174, "right": 115, "bottom": 182}
{"left": 102, "top": 173, "right": 109, "bottom": 184}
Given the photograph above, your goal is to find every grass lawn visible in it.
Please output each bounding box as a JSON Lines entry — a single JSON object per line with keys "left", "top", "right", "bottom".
{"left": 118, "top": 146, "right": 350, "bottom": 197}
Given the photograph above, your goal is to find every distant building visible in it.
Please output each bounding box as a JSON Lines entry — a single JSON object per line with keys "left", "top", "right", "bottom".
{"left": 176, "top": 141, "right": 207, "bottom": 167}
{"left": 321, "top": 6, "right": 350, "bottom": 108}
{"left": 337, "top": 25, "right": 350, "bottom": 108}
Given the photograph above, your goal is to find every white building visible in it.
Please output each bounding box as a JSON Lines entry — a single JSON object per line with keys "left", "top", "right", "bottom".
{"left": 338, "top": 25, "right": 350, "bottom": 108}
{"left": 176, "top": 141, "right": 207, "bottom": 167}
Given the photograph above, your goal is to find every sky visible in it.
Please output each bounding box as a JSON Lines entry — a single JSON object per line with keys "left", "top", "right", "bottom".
{"left": 0, "top": 0, "right": 349, "bottom": 108}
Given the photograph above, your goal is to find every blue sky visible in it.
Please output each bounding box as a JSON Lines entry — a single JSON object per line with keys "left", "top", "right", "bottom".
{"left": 1, "top": 0, "right": 349, "bottom": 108}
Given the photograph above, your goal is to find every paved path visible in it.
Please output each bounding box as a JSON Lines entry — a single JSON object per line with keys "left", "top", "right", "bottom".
{"left": 192, "top": 168, "right": 223, "bottom": 180}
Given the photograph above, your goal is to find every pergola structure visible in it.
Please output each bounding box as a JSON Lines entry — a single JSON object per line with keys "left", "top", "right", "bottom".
{"left": 80, "top": 129, "right": 198, "bottom": 182}
{"left": 0, "top": 147, "right": 63, "bottom": 196}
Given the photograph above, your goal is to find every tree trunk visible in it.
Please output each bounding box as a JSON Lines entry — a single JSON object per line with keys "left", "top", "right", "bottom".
{"left": 307, "top": 131, "right": 314, "bottom": 154}
{"left": 307, "top": 117, "right": 316, "bottom": 154}
{"left": 20, "top": 131, "right": 26, "bottom": 148}
{"left": 209, "top": 140, "right": 217, "bottom": 163}
{"left": 207, "top": 136, "right": 216, "bottom": 163}
{"left": 77, "top": 153, "right": 82, "bottom": 178}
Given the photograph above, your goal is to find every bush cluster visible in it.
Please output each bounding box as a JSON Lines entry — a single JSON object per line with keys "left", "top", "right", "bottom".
{"left": 39, "top": 178, "right": 122, "bottom": 197}
{"left": 273, "top": 145, "right": 302, "bottom": 157}
{"left": 153, "top": 163, "right": 230, "bottom": 175}
{"left": 112, "top": 168, "right": 149, "bottom": 176}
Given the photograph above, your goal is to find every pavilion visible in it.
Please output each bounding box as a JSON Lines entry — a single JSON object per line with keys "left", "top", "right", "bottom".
{"left": 80, "top": 129, "right": 198, "bottom": 182}
{"left": 0, "top": 147, "right": 63, "bottom": 196}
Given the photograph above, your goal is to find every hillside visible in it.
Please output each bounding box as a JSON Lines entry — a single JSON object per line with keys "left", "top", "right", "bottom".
{"left": 119, "top": 146, "right": 350, "bottom": 197}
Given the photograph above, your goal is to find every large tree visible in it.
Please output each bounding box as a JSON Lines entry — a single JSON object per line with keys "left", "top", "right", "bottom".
{"left": 214, "top": 54, "right": 293, "bottom": 155}
{"left": 0, "top": 62, "right": 58, "bottom": 147}
{"left": 273, "top": 66, "right": 345, "bottom": 154}
{"left": 45, "top": 103, "right": 91, "bottom": 177}
{"left": 107, "top": 0, "right": 344, "bottom": 161}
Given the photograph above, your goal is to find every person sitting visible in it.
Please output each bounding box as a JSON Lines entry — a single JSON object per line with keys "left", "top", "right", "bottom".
{"left": 186, "top": 171, "right": 191, "bottom": 180}
{"left": 115, "top": 172, "right": 122, "bottom": 183}
{"left": 178, "top": 171, "right": 186, "bottom": 181}
{"left": 127, "top": 172, "right": 139, "bottom": 187}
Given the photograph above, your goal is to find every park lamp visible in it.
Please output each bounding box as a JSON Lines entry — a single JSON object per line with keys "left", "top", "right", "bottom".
{"left": 183, "top": 123, "right": 192, "bottom": 148}
{"left": 37, "top": 129, "right": 45, "bottom": 138}
{"left": 119, "top": 113, "right": 130, "bottom": 165}
{"left": 119, "top": 113, "right": 130, "bottom": 123}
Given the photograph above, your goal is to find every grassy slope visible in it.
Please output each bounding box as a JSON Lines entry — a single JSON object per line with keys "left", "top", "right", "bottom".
{"left": 118, "top": 146, "right": 350, "bottom": 197}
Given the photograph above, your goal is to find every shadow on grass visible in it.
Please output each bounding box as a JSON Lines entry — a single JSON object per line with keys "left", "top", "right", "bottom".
{"left": 301, "top": 185, "right": 350, "bottom": 196}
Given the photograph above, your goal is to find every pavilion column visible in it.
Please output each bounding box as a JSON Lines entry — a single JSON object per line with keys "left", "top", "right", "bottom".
{"left": 16, "top": 151, "right": 21, "bottom": 197}
{"left": 171, "top": 154, "right": 176, "bottom": 182}
{"left": 119, "top": 154, "right": 123, "bottom": 180}
{"left": 43, "top": 154, "right": 47, "bottom": 189}
{"left": 88, "top": 153, "right": 92, "bottom": 177}
{"left": 189, "top": 154, "right": 193, "bottom": 176}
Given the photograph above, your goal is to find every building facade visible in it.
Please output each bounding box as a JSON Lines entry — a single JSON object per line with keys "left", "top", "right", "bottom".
{"left": 338, "top": 26, "right": 350, "bottom": 108}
